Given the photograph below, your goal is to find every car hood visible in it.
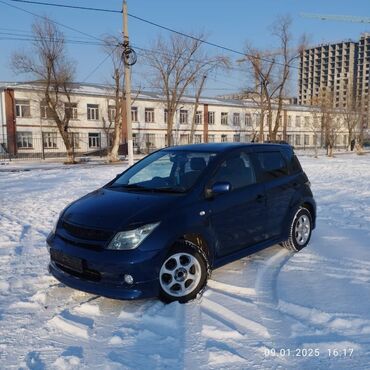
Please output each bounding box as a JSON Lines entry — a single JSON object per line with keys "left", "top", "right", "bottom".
{"left": 62, "top": 187, "right": 182, "bottom": 230}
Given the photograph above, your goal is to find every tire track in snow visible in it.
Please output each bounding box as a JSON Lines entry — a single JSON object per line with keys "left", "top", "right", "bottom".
{"left": 201, "top": 297, "right": 270, "bottom": 338}
{"left": 254, "top": 248, "right": 296, "bottom": 344}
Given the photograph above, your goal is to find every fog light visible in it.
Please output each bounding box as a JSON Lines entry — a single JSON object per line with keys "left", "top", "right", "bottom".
{"left": 124, "top": 274, "right": 134, "bottom": 285}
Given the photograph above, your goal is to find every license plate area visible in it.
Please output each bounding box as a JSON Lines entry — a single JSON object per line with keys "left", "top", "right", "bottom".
{"left": 50, "top": 249, "right": 83, "bottom": 273}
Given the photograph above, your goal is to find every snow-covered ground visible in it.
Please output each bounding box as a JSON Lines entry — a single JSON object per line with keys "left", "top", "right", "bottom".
{"left": 1, "top": 154, "right": 370, "bottom": 369}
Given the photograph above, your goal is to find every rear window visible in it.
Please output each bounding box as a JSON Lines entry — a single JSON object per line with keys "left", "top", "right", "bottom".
{"left": 280, "top": 147, "right": 302, "bottom": 174}
{"left": 255, "top": 151, "right": 288, "bottom": 181}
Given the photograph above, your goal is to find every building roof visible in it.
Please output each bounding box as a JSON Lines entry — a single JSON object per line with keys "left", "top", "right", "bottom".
{"left": 0, "top": 81, "right": 319, "bottom": 112}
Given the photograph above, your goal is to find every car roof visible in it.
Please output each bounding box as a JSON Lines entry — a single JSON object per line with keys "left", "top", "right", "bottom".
{"left": 162, "top": 142, "right": 292, "bottom": 153}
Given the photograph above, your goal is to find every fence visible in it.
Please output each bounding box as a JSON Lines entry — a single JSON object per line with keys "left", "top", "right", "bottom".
{"left": 0, "top": 130, "right": 350, "bottom": 161}
{"left": 0, "top": 132, "right": 110, "bottom": 161}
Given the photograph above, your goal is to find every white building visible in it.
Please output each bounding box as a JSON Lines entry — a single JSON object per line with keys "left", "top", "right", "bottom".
{"left": 0, "top": 82, "right": 350, "bottom": 159}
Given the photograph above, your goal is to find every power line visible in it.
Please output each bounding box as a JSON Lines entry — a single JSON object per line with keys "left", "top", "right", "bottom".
{"left": 3, "top": 0, "right": 300, "bottom": 70}
{"left": 127, "top": 13, "right": 300, "bottom": 71}
{"left": 82, "top": 47, "right": 118, "bottom": 82}
{"left": 1, "top": 1, "right": 291, "bottom": 93}
{"left": 7, "top": 0, "right": 121, "bottom": 13}
{"left": 0, "top": 0, "right": 105, "bottom": 42}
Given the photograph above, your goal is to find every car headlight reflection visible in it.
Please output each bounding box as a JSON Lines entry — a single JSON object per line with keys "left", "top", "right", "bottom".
{"left": 107, "top": 222, "right": 160, "bottom": 250}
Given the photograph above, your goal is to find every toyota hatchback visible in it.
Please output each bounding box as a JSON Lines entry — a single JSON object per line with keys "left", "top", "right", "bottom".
{"left": 47, "top": 143, "right": 316, "bottom": 303}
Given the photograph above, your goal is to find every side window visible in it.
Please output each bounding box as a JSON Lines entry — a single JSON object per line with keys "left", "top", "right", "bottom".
{"left": 255, "top": 151, "right": 288, "bottom": 181}
{"left": 281, "top": 148, "right": 302, "bottom": 174}
{"left": 212, "top": 151, "right": 256, "bottom": 190}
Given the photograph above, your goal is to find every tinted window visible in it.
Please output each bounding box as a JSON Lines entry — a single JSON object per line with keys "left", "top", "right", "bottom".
{"left": 255, "top": 151, "right": 288, "bottom": 181}
{"left": 111, "top": 150, "right": 216, "bottom": 192}
{"left": 280, "top": 147, "right": 302, "bottom": 174}
{"left": 211, "top": 152, "right": 256, "bottom": 190}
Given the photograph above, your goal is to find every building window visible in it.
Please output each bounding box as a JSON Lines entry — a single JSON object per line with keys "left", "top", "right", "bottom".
{"left": 108, "top": 105, "right": 116, "bottom": 122}
{"left": 245, "top": 113, "right": 252, "bottom": 126}
{"left": 245, "top": 134, "right": 251, "bottom": 142}
{"left": 208, "top": 111, "right": 215, "bottom": 125}
{"left": 295, "top": 135, "right": 301, "bottom": 146}
{"left": 253, "top": 113, "right": 261, "bottom": 126}
{"left": 15, "top": 100, "right": 31, "bottom": 118}
{"left": 233, "top": 113, "right": 240, "bottom": 126}
{"left": 180, "top": 110, "right": 188, "bottom": 124}
{"left": 195, "top": 111, "right": 202, "bottom": 125}
{"left": 233, "top": 134, "right": 240, "bottom": 142}
{"left": 295, "top": 116, "right": 301, "bottom": 127}
{"left": 221, "top": 112, "right": 228, "bottom": 125}
{"left": 304, "top": 116, "right": 310, "bottom": 127}
{"left": 164, "top": 109, "right": 168, "bottom": 124}
{"left": 68, "top": 132, "right": 80, "bottom": 149}
{"left": 16, "top": 131, "right": 32, "bottom": 148}
{"left": 180, "top": 134, "right": 189, "bottom": 144}
{"left": 144, "top": 133, "right": 155, "bottom": 148}
{"left": 87, "top": 104, "right": 99, "bottom": 120}
{"left": 287, "top": 115, "right": 292, "bottom": 127}
{"left": 88, "top": 133, "right": 101, "bottom": 148}
{"left": 65, "top": 103, "right": 78, "bottom": 120}
{"left": 131, "top": 106, "right": 138, "bottom": 122}
{"left": 145, "top": 108, "right": 155, "bottom": 123}
{"left": 287, "top": 135, "right": 293, "bottom": 145}
{"left": 221, "top": 134, "right": 228, "bottom": 142}
{"left": 304, "top": 134, "right": 310, "bottom": 145}
{"left": 208, "top": 134, "right": 215, "bottom": 142}
{"left": 194, "top": 134, "right": 202, "bottom": 143}
{"left": 43, "top": 132, "right": 58, "bottom": 149}
{"left": 40, "top": 101, "right": 53, "bottom": 119}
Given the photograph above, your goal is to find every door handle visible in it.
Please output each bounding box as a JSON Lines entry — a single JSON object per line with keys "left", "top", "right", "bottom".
{"left": 256, "top": 194, "right": 265, "bottom": 202}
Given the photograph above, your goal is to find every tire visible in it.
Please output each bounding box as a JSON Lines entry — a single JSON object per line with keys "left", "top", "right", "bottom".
{"left": 158, "top": 241, "right": 208, "bottom": 303}
{"left": 281, "top": 207, "right": 312, "bottom": 252}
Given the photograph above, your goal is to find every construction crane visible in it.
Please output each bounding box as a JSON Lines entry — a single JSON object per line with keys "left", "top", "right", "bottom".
{"left": 301, "top": 13, "right": 370, "bottom": 24}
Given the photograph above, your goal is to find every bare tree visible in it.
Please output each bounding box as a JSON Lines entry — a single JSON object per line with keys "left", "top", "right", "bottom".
{"left": 189, "top": 75, "right": 207, "bottom": 144}
{"left": 145, "top": 33, "right": 228, "bottom": 146}
{"left": 12, "top": 17, "right": 76, "bottom": 163}
{"left": 240, "top": 50, "right": 276, "bottom": 142}
{"left": 242, "top": 16, "right": 306, "bottom": 142}
{"left": 308, "top": 106, "right": 322, "bottom": 158}
{"left": 339, "top": 85, "right": 362, "bottom": 151}
{"left": 314, "top": 89, "right": 344, "bottom": 157}
{"left": 101, "top": 36, "right": 125, "bottom": 162}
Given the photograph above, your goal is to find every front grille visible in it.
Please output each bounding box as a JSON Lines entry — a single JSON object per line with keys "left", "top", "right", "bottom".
{"left": 61, "top": 220, "right": 113, "bottom": 241}
{"left": 55, "top": 262, "right": 102, "bottom": 282}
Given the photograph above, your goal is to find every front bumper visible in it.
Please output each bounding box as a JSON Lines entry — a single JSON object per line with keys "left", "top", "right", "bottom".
{"left": 47, "top": 234, "right": 165, "bottom": 300}
{"left": 48, "top": 261, "right": 159, "bottom": 299}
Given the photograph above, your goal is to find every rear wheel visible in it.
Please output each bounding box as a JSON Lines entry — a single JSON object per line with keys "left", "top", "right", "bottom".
{"left": 159, "top": 242, "right": 207, "bottom": 303}
{"left": 282, "top": 207, "right": 312, "bottom": 252}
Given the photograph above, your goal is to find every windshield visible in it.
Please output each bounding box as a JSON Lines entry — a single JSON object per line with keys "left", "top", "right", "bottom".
{"left": 109, "top": 150, "right": 217, "bottom": 192}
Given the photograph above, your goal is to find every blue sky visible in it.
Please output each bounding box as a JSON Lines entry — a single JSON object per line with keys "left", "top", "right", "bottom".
{"left": 0, "top": 0, "right": 369, "bottom": 96}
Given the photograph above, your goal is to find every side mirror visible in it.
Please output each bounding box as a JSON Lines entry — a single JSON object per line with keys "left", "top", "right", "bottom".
{"left": 206, "top": 181, "right": 231, "bottom": 198}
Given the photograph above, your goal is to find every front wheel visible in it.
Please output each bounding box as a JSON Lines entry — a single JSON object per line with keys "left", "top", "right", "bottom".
{"left": 282, "top": 207, "right": 312, "bottom": 252}
{"left": 158, "top": 242, "right": 208, "bottom": 303}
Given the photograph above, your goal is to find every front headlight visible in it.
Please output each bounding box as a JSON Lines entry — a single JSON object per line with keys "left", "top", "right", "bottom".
{"left": 107, "top": 222, "right": 160, "bottom": 250}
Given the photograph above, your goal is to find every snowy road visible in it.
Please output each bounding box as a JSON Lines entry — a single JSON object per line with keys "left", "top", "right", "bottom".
{"left": 1, "top": 154, "right": 370, "bottom": 369}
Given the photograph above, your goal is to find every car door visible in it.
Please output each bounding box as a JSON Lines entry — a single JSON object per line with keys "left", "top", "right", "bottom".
{"left": 207, "top": 150, "right": 268, "bottom": 257}
{"left": 252, "top": 150, "right": 295, "bottom": 239}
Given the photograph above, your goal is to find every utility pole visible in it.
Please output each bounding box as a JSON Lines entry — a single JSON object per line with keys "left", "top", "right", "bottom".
{"left": 123, "top": 0, "right": 134, "bottom": 166}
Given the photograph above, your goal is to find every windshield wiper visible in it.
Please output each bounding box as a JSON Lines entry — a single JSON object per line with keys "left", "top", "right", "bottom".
{"left": 152, "top": 187, "right": 186, "bottom": 193}
{"left": 110, "top": 183, "right": 148, "bottom": 190}
{"left": 110, "top": 183, "right": 185, "bottom": 193}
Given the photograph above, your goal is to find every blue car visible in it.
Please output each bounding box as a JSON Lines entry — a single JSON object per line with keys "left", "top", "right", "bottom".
{"left": 47, "top": 143, "right": 316, "bottom": 303}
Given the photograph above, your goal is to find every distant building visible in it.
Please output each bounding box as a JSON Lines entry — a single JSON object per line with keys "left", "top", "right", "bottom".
{"left": 0, "top": 82, "right": 349, "bottom": 159}
{"left": 299, "top": 40, "right": 357, "bottom": 108}
{"left": 299, "top": 33, "right": 370, "bottom": 131}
